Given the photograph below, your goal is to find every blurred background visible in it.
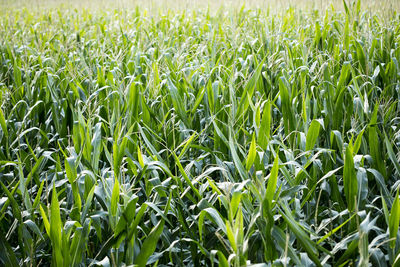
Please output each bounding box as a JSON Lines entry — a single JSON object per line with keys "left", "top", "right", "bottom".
{"left": 1, "top": 0, "right": 399, "bottom": 14}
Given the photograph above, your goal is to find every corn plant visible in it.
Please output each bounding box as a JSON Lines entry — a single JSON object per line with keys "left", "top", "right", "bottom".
{"left": 0, "top": 0, "right": 400, "bottom": 266}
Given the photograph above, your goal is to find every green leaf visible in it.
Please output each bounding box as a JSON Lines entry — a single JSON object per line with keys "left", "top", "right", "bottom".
{"left": 137, "top": 146, "right": 144, "bottom": 167}
{"left": 279, "top": 201, "right": 322, "bottom": 267}
{"left": 167, "top": 78, "right": 190, "bottom": 127}
{"left": 258, "top": 100, "right": 271, "bottom": 150}
{"left": 305, "top": 119, "right": 321, "bottom": 151}
{"left": 177, "top": 132, "right": 197, "bottom": 160}
{"left": 343, "top": 142, "right": 358, "bottom": 212}
{"left": 230, "top": 191, "right": 242, "bottom": 219}
{"left": 385, "top": 133, "right": 400, "bottom": 176}
{"left": 111, "top": 179, "right": 120, "bottom": 217}
{"left": 81, "top": 185, "right": 95, "bottom": 223}
{"left": 279, "top": 77, "right": 295, "bottom": 137}
{"left": 65, "top": 157, "right": 77, "bottom": 184}
{"left": 39, "top": 205, "right": 50, "bottom": 236}
{"left": 353, "top": 128, "right": 365, "bottom": 155}
{"left": 246, "top": 133, "right": 257, "bottom": 171}
{"left": 50, "top": 184, "right": 63, "bottom": 266}
{"left": 343, "top": 0, "right": 350, "bottom": 17}
{"left": 0, "top": 107, "right": 8, "bottom": 138}
{"left": 173, "top": 152, "right": 201, "bottom": 201}
{"left": 134, "top": 219, "right": 165, "bottom": 267}
{"left": 211, "top": 250, "right": 229, "bottom": 267}
{"left": 369, "top": 105, "right": 386, "bottom": 179}
{"left": 91, "top": 122, "right": 102, "bottom": 171}
{"left": 266, "top": 153, "right": 279, "bottom": 206}
{"left": 236, "top": 58, "right": 265, "bottom": 119}
{"left": 199, "top": 208, "right": 226, "bottom": 242}
{"left": 317, "top": 213, "right": 355, "bottom": 244}
{"left": 0, "top": 182, "right": 21, "bottom": 223}
{"left": 33, "top": 180, "right": 45, "bottom": 209}
{"left": 390, "top": 190, "right": 400, "bottom": 249}
{"left": 225, "top": 221, "right": 236, "bottom": 252}
{"left": 24, "top": 219, "right": 44, "bottom": 240}
{"left": 229, "top": 130, "right": 248, "bottom": 181}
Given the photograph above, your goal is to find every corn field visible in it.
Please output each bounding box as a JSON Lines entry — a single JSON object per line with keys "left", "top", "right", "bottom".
{"left": 0, "top": 0, "right": 400, "bottom": 266}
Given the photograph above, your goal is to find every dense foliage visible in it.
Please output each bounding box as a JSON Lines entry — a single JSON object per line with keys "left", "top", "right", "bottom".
{"left": 0, "top": 2, "right": 400, "bottom": 266}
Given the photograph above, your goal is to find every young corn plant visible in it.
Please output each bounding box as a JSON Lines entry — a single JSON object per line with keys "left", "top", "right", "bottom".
{"left": 0, "top": 1, "right": 399, "bottom": 266}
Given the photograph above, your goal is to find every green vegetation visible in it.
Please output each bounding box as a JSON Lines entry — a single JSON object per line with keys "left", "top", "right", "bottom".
{"left": 0, "top": 0, "right": 400, "bottom": 266}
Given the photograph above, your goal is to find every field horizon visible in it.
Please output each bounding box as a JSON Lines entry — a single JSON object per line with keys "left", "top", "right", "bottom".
{"left": 1, "top": 0, "right": 400, "bottom": 14}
